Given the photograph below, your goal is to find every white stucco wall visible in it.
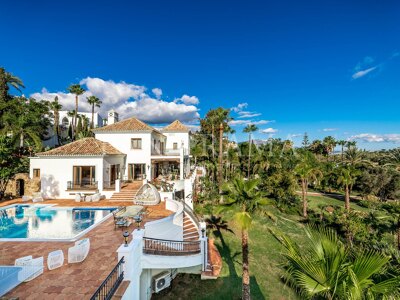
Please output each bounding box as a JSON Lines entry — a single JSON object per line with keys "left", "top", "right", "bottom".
{"left": 29, "top": 155, "right": 125, "bottom": 199}
{"left": 162, "top": 132, "right": 190, "bottom": 155}
{"left": 95, "top": 132, "right": 152, "bottom": 179}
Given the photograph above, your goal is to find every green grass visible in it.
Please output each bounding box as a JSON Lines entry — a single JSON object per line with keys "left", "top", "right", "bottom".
{"left": 307, "top": 194, "right": 369, "bottom": 212}
{"left": 153, "top": 194, "right": 386, "bottom": 299}
{"left": 153, "top": 208, "right": 306, "bottom": 300}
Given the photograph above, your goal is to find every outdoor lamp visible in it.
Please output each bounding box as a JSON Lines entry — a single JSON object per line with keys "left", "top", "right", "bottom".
{"left": 134, "top": 215, "right": 142, "bottom": 229}
{"left": 201, "top": 228, "right": 205, "bottom": 238}
{"left": 123, "top": 231, "right": 129, "bottom": 247}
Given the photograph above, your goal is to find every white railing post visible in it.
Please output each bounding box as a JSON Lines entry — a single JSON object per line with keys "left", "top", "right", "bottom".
{"left": 115, "top": 179, "right": 121, "bottom": 192}
{"left": 199, "top": 222, "right": 208, "bottom": 271}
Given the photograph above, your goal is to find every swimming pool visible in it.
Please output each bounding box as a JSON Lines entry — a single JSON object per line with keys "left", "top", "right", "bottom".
{"left": 0, "top": 204, "right": 116, "bottom": 241}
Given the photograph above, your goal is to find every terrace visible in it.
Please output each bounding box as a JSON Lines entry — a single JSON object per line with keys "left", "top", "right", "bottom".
{"left": 0, "top": 198, "right": 172, "bottom": 299}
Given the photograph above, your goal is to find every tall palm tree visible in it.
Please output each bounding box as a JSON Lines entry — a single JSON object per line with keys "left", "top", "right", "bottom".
{"left": 243, "top": 124, "right": 258, "bottom": 178}
{"left": 86, "top": 95, "right": 102, "bottom": 129}
{"left": 295, "top": 152, "right": 322, "bottom": 217}
{"left": 270, "top": 225, "right": 400, "bottom": 299}
{"left": 337, "top": 166, "right": 359, "bottom": 212}
{"left": 224, "top": 177, "right": 270, "bottom": 300}
{"left": 50, "top": 96, "right": 62, "bottom": 146}
{"left": 337, "top": 140, "right": 347, "bottom": 162}
{"left": 67, "top": 84, "right": 85, "bottom": 138}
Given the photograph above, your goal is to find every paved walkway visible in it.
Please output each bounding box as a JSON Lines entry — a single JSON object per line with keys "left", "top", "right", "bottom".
{"left": 0, "top": 199, "right": 172, "bottom": 299}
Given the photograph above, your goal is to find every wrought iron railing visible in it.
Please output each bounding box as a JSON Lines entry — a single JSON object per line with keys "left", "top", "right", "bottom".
{"left": 90, "top": 256, "right": 125, "bottom": 300}
{"left": 67, "top": 180, "right": 98, "bottom": 190}
{"left": 143, "top": 237, "right": 201, "bottom": 256}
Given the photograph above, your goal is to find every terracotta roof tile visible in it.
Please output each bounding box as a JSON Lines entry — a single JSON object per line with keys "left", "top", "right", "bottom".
{"left": 162, "top": 120, "right": 189, "bottom": 132}
{"left": 92, "top": 117, "right": 161, "bottom": 133}
{"left": 36, "top": 138, "right": 124, "bottom": 156}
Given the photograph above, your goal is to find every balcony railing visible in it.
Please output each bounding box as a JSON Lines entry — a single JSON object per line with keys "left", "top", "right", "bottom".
{"left": 143, "top": 237, "right": 201, "bottom": 256}
{"left": 151, "top": 148, "right": 182, "bottom": 156}
{"left": 90, "top": 256, "right": 124, "bottom": 300}
{"left": 67, "top": 180, "right": 98, "bottom": 190}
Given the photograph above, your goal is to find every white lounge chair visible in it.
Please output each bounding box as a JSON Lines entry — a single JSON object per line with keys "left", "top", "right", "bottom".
{"left": 91, "top": 193, "right": 101, "bottom": 202}
{"left": 74, "top": 193, "right": 82, "bottom": 202}
{"left": 32, "top": 193, "right": 43, "bottom": 203}
{"left": 14, "top": 255, "right": 44, "bottom": 282}
{"left": 47, "top": 250, "right": 64, "bottom": 270}
{"left": 22, "top": 195, "right": 32, "bottom": 202}
{"left": 68, "top": 238, "right": 90, "bottom": 263}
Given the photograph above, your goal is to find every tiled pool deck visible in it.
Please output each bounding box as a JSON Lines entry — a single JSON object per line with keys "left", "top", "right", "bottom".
{"left": 0, "top": 199, "right": 172, "bottom": 299}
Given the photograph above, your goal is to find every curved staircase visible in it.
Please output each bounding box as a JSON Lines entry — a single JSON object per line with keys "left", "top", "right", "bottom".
{"left": 183, "top": 214, "right": 200, "bottom": 241}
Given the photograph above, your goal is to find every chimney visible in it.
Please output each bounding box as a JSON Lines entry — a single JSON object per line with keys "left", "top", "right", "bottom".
{"left": 107, "top": 109, "right": 119, "bottom": 125}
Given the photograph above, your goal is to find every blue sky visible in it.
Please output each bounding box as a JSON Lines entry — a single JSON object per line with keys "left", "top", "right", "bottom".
{"left": 1, "top": 0, "right": 400, "bottom": 150}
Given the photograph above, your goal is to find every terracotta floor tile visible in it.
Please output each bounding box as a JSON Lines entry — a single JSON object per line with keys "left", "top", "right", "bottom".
{"left": 0, "top": 199, "right": 172, "bottom": 298}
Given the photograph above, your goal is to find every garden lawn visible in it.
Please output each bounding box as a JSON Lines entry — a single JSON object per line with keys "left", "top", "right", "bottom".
{"left": 307, "top": 194, "right": 369, "bottom": 212}
{"left": 153, "top": 208, "right": 305, "bottom": 300}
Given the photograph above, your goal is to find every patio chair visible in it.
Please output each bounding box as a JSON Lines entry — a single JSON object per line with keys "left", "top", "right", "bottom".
{"left": 68, "top": 238, "right": 90, "bottom": 264}
{"left": 91, "top": 193, "right": 101, "bottom": 202}
{"left": 47, "top": 250, "right": 64, "bottom": 270}
{"left": 14, "top": 255, "right": 44, "bottom": 282}
{"left": 113, "top": 207, "right": 131, "bottom": 230}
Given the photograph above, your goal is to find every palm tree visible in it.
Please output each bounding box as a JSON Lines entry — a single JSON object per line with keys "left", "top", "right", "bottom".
{"left": 270, "top": 225, "right": 400, "bottom": 299}
{"left": 50, "top": 96, "right": 62, "bottom": 146}
{"left": 3, "top": 69, "right": 25, "bottom": 94}
{"left": 223, "top": 177, "right": 270, "bottom": 299}
{"left": 337, "top": 166, "right": 359, "bottom": 212}
{"left": 323, "top": 136, "right": 336, "bottom": 159}
{"left": 205, "top": 215, "right": 233, "bottom": 236}
{"left": 86, "top": 95, "right": 102, "bottom": 129}
{"left": 337, "top": 140, "right": 347, "bottom": 162}
{"left": 243, "top": 124, "right": 258, "bottom": 178}
{"left": 295, "top": 152, "right": 322, "bottom": 217}
{"left": 67, "top": 84, "right": 85, "bottom": 138}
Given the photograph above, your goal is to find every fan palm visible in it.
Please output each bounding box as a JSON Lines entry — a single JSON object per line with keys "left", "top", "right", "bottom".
{"left": 86, "top": 95, "right": 102, "bottom": 129}
{"left": 270, "top": 225, "right": 400, "bottom": 299}
{"left": 223, "top": 177, "right": 271, "bottom": 300}
{"left": 243, "top": 124, "right": 258, "bottom": 178}
{"left": 67, "top": 84, "right": 85, "bottom": 138}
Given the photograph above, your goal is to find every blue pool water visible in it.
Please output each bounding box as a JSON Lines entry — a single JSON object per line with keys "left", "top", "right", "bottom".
{"left": 0, "top": 205, "right": 116, "bottom": 240}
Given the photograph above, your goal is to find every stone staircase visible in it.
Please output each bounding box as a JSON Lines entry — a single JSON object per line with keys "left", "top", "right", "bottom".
{"left": 183, "top": 214, "right": 199, "bottom": 241}
{"left": 109, "top": 181, "right": 142, "bottom": 202}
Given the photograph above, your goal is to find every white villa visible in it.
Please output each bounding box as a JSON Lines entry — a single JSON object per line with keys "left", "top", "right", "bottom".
{"left": 30, "top": 111, "right": 191, "bottom": 200}
{"left": 2, "top": 111, "right": 220, "bottom": 300}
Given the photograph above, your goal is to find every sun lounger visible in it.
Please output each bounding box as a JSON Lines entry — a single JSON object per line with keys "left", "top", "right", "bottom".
{"left": 14, "top": 256, "right": 44, "bottom": 282}
{"left": 47, "top": 250, "right": 64, "bottom": 270}
{"left": 68, "top": 238, "right": 90, "bottom": 263}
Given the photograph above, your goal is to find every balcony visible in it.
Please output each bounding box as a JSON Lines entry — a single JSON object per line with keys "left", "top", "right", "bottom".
{"left": 151, "top": 148, "right": 181, "bottom": 156}
{"left": 67, "top": 180, "right": 98, "bottom": 191}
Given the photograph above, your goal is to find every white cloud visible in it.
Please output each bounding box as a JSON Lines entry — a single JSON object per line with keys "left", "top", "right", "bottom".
{"left": 352, "top": 66, "right": 378, "bottom": 79}
{"left": 323, "top": 128, "right": 338, "bottom": 132}
{"left": 152, "top": 88, "right": 162, "bottom": 99}
{"left": 229, "top": 119, "right": 272, "bottom": 126}
{"left": 175, "top": 94, "right": 199, "bottom": 105}
{"left": 231, "top": 102, "right": 248, "bottom": 113}
{"left": 350, "top": 133, "right": 400, "bottom": 143}
{"left": 288, "top": 133, "right": 302, "bottom": 139}
{"left": 237, "top": 111, "right": 261, "bottom": 118}
{"left": 31, "top": 77, "right": 200, "bottom": 124}
{"left": 260, "top": 128, "right": 278, "bottom": 134}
